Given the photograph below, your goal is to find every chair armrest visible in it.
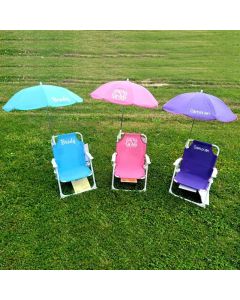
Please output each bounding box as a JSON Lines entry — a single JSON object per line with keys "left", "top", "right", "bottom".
{"left": 112, "top": 152, "right": 117, "bottom": 163}
{"left": 51, "top": 158, "right": 57, "bottom": 169}
{"left": 117, "top": 130, "right": 122, "bottom": 141}
{"left": 85, "top": 151, "right": 94, "bottom": 160}
{"left": 173, "top": 157, "right": 182, "bottom": 167}
{"left": 145, "top": 154, "right": 151, "bottom": 165}
{"left": 211, "top": 167, "right": 218, "bottom": 178}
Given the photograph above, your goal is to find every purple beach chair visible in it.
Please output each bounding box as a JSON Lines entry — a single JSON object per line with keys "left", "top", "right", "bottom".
{"left": 169, "top": 139, "right": 220, "bottom": 208}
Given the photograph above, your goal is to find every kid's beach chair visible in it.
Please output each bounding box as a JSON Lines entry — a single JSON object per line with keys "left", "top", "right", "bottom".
{"left": 51, "top": 132, "right": 97, "bottom": 198}
{"left": 111, "top": 131, "right": 151, "bottom": 191}
{"left": 169, "top": 139, "right": 220, "bottom": 208}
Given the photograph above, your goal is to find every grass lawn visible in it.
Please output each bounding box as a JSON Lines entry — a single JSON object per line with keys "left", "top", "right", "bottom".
{"left": 0, "top": 30, "right": 239, "bottom": 270}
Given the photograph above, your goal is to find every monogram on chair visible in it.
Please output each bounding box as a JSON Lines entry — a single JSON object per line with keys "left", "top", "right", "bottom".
{"left": 125, "top": 138, "right": 138, "bottom": 148}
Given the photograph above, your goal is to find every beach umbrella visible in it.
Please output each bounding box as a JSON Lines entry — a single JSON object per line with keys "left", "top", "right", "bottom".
{"left": 163, "top": 90, "right": 237, "bottom": 136}
{"left": 90, "top": 79, "right": 158, "bottom": 130}
{"left": 3, "top": 83, "right": 83, "bottom": 112}
{"left": 2, "top": 83, "right": 83, "bottom": 132}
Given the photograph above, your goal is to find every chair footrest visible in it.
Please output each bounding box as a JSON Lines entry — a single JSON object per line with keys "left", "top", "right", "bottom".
{"left": 120, "top": 178, "right": 138, "bottom": 183}
{"left": 179, "top": 184, "right": 197, "bottom": 192}
{"left": 72, "top": 178, "right": 91, "bottom": 193}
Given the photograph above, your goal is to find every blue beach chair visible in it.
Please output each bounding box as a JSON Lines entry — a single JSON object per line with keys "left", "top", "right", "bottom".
{"left": 51, "top": 132, "right": 97, "bottom": 198}
{"left": 169, "top": 139, "right": 220, "bottom": 208}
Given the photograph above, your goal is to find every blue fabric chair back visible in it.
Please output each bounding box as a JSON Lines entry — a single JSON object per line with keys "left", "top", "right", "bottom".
{"left": 53, "top": 133, "right": 85, "bottom": 171}
{"left": 181, "top": 140, "right": 217, "bottom": 179}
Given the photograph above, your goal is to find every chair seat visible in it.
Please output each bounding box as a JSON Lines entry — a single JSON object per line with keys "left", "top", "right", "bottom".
{"left": 175, "top": 171, "right": 210, "bottom": 190}
{"left": 115, "top": 164, "right": 145, "bottom": 179}
{"left": 58, "top": 165, "right": 92, "bottom": 182}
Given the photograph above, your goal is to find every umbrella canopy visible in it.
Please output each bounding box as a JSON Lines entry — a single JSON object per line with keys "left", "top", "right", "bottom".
{"left": 163, "top": 91, "right": 236, "bottom": 122}
{"left": 3, "top": 83, "right": 83, "bottom": 112}
{"left": 90, "top": 80, "right": 158, "bottom": 108}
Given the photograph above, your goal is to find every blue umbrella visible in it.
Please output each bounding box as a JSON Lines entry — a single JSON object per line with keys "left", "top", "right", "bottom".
{"left": 3, "top": 83, "right": 83, "bottom": 112}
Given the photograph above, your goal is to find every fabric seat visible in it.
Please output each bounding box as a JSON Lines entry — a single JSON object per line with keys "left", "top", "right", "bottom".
{"left": 58, "top": 165, "right": 92, "bottom": 182}
{"left": 175, "top": 172, "right": 209, "bottom": 190}
{"left": 115, "top": 165, "right": 145, "bottom": 179}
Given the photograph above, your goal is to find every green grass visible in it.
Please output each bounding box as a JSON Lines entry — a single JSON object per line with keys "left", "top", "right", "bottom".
{"left": 0, "top": 31, "right": 239, "bottom": 270}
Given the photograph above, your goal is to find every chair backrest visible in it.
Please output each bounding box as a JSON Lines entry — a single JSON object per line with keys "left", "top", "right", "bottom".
{"left": 116, "top": 133, "right": 147, "bottom": 168}
{"left": 52, "top": 133, "right": 85, "bottom": 169}
{"left": 181, "top": 140, "right": 218, "bottom": 179}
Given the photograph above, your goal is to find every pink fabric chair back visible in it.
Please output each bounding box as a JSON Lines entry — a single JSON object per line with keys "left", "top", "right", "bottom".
{"left": 115, "top": 133, "right": 147, "bottom": 179}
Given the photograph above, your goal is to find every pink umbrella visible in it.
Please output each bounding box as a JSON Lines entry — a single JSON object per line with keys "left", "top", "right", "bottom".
{"left": 90, "top": 79, "right": 158, "bottom": 129}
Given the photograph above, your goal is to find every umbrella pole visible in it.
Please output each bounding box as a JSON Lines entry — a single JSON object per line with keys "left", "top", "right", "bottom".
{"left": 120, "top": 106, "right": 124, "bottom": 132}
{"left": 189, "top": 119, "right": 195, "bottom": 138}
{"left": 46, "top": 106, "right": 52, "bottom": 136}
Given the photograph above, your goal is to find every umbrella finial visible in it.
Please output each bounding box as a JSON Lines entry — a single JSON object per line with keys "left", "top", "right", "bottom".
{"left": 200, "top": 89, "right": 203, "bottom": 93}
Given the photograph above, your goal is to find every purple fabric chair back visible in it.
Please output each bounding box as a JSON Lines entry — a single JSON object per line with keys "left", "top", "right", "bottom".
{"left": 181, "top": 140, "right": 217, "bottom": 180}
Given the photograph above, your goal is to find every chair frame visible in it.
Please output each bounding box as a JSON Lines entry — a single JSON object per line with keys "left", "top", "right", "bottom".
{"left": 51, "top": 132, "right": 97, "bottom": 198}
{"left": 111, "top": 130, "right": 151, "bottom": 192}
{"left": 169, "top": 139, "right": 220, "bottom": 208}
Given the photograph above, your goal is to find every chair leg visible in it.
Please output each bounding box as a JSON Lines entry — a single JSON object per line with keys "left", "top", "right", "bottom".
{"left": 57, "top": 175, "right": 67, "bottom": 199}
{"left": 112, "top": 176, "right": 147, "bottom": 192}
{"left": 199, "top": 188, "right": 210, "bottom": 207}
{"left": 142, "top": 164, "right": 149, "bottom": 192}
{"left": 169, "top": 167, "right": 177, "bottom": 195}
{"left": 89, "top": 160, "right": 97, "bottom": 189}
{"left": 111, "top": 165, "right": 117, "bottom": 190}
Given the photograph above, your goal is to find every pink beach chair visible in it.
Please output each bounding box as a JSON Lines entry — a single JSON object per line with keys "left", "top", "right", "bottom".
{"left": 111, "top": 131, "right": 151, "bottom": 191}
